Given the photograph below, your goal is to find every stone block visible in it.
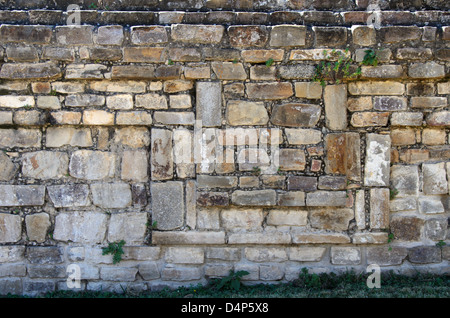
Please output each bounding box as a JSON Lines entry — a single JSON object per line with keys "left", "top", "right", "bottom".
{"left": 228, "top": 25, "right": 268, "bottom": 47}
{"left": 47, "top": 184, "right": 90, "bottom": 208}
{"left": 228, "top": 232, "right": 291, "bottom": 245}
{"left": 130, "top": 26, "right": 168, "bottom": 45}
{"left": 123, "top": 47, "right": 166, "bottom": 63}
{"left": 91, "top": 183, "right": 132, "bottom": 209}
{"left": 152, "top": 231, "right": 225, "bottom": 245}
{"left": 55, "top": 25, "right": 94, "bottom": 45}
{"left": 270, "top": 25, "right": 306, "bottom": 47}
{"left": 424, "top": 218, "right": 448, "bottom": 241}
{"left": 277, "top": 191, "right": 306, "bottom": 207}
{"left": 100, "top": 267, "right": 138, "bottom": 282}
{"left": 422, "top": 129, "right": 446, "bottom": 145}
{"left": 390, "top": 216, "right": 424, "bottom": 241}
{"left": 287, "top": 176, "right": 317, "bottom": 192}
{"left": 324, "top": 133, "right": 361, "bottom": 181}
{"left": 212, "top": 62, "right": 247, "bottom": 80}
{"left": 348, "top": 81, "right": 405, "bottom": 95}
{"left": 96, "top": 25, "right": 124, "bottom": 45}
{"left": 26, "top": 246, "right": 63, "bottom": 265}
{"left": 0, "top": 246, "right": 25, "bottom": 263}
{"left": 226, "top": 101, "right": 268, "bottom": 126}
{"left": 271, "top": 103, "right": 321, "bottom": 127}
{"left": 352, "top": 233, "right": 388, "bottom": 245}
{"left": 351, "top": 112, "right": 390, "bottom": 127}
{"left": 331, "top": 247, "right": 361, "bottom": 265}
{"left": 65, "top": 64, "right": 107, "bottom": 80}
{"left": 231, "top": 190, "right": 276, "bottom": 206}
{"left": 0, "top": 62, "right": 61, "bottom": 80}
{"left": 121, "top": 150, "right": 148, "bottom": 182}
{"left": 0, "top": 95, "right": 34, "bottom": 109}
{"left": 196, "top": 81, "right": 222, "bottom": 127}
{"left": 373, "top": 96, "right": 407, "bottom": 111}
{"left": 0, "top": 152, "right": 17, "bottom": 181}
{"left": 138, "top": 262, "right": 160, "bottom": 280}
{"left": 161, "top": 265, "right": 202, "bottom": 281}
{"left": 69, "top": 150, "right": 116, "bottom": 180}
{"left": 369, "top": 188, "right": 390, "bottom": 230}
{"left": 390, "top": 165, "right": 419, "bottom": 197}
{"left": 351, "top": 25, "right": 376, "bottom": 46}
{"left": 0, "top": 214, "right": 21, "bottom": 243}
{"left": 50, "top": 111, "right": 82, "bottom": 125}
{"left": 408, "top": 62, "right": 445, "bottom": 79}
{"left": 245, "top": 247, "right": 287, "bottom": 263}
{"left": 278, "top": 64, "right": 316, "bottom": 80}
{"left": 364, "top": 134, "right": 391, "bottom": 187}
{"left": 306, "top": 191, "right": 348, "bottom": 207}
{"left": 21, "top": 151, "right": 68, "bottom": 179}
{"left": 171, "top": 24, "right": 224, "bottom": 44}
{"left": 151, "top": 129, "right": 173, "bottom": 180}
{"left": 266, "top": 209, "right": 308, "bottom": 226}
{"left": 0, "top": 25, "right": 52, "bottom": 44}
{"left": 426, "top": 111, "right": 450, "bottom": 127}
{"left": 422, "top": 162, "right": 448, "bottom": 195}
{"left": 314, "top": 27, "right": 347, "bottom": 47}
{"left": 65, "top": 94, "right": 105, "bottom": 107}
{"left": 324, "top": 84, "right": 347, "bottom": 130}
{"left": 289, "top": 247, "right": 326, "bottom": 262}
{"left": 294, "top": 82, "right": 322, "bottom": 99}
{"left": 53, "top": 212, "right": 107, "bottom": 244}
{"left": 246, "top": 82, "right": 293, "bottom": 100}
{"left": 291, "top": 231, "right": 350, "bottom": 244}
{"left": 366, "top": 247, "right": 407, "bottom": 266}
{"left": 390, "top": 128, "right": 416, "bottom": 146}
{"left": 116, "top": 112, "right": 153, "bottom": 126}
{"left": 151, "top": 181, "right": 184, "bottom": 230}
{"left": 135, "top": 94, "right": 168, "bottom": 110}
{"left": 241, "top": 49, "right": 284, "bottom": 63}
{"left": 408, "top": 246, "right": 441, "bottom": 264}
{"left": 108, "top": 212, "right": 148, "bottom": 245}
{"left": 309, "top": 208, "right": 354, "bottom": 231}
{"left": 113, "top": 127, "right": 150, "bottom": 148}
{"left": 390, "top": 112, "right": 423, "bottom": 126}
{"left": 106, "top": 94, "right": 133, "bottom": 110}
{"left": 0, "top": 185, "right": 45, "bottom": 206}
{"left": 165, "top": 247, "right": 204, "bottom": 264}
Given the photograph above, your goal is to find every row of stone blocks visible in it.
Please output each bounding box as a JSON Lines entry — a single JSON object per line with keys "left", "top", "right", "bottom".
{"left": 1, "top": 244, "right": 449, "bottom": 295}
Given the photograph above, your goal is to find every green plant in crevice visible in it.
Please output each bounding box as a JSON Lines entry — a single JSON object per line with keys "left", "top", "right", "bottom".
{"left": 436, "top": 240, "right": 446, "bottom": 249}
{"left": 252, "top": 166, "right": 261, "bottom": 176}
{"left": 265, "top": 58, "right": 274, "bottom": 67}
{"left": 361, "top": 49, "right": 379, "bottom": 67}
{"left": 389, "top": 187, "right": 399, "bottom": 200}
{"left": 212, "top": 270, "right": 250, "bottom": 291}
{"left": 312, "top": 48, "right": 362, "bottom": 87}
{"left": 102, "top": 240, "right": 126, "bottom": 264}
{"left": 387, "top": 232, "right": 395, "bottom": 251}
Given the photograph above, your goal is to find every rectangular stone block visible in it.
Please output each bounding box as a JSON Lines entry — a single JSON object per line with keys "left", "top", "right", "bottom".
{"left": 270, "top": 25, "right": 306, "bottom": 47}
{"left": 277, "top": 191, "right": 305, "bottom": 206}
{"left": 151, "top": 129, "right": 173, "bottom": 180}
{"left": 0, "top": 128, "right": 41, "bottom": 148}
{"left": 152, "top": 231, "right": 225, "bottom": 245}
{"left": 165, "top": 247, "right": 204, "bottom": 264}
{"left": 228, "top": 25, "right": 268, "bottom": 47}
{"left": 390, "top": 112, "right": 423, "bottom": 126}
{"left": 0, "top": 25, "right": 52, "bottom": 44}
{"left": 69, "top": 150, "right": 116, "bottom": 180}
{"left": 91, "top": 183, "right": 132, "bottom": 209}
{"left": 0, "top": 214, "right": 21, "bottom": 243}
{"left": 53, "top": 212, "right": 107, "bottom": 244}
{"left": 228, "top": 232, "right": 291, "bottom": 245}
{"left": 364, "top": 133, "right": 391, "bottom": 187}
{"left": 21, "top": 151, "right": 68, "bottom": 179}
{"left": 171, "top": 24, "right": 224, "bottom": 44}
{"left": 65, "top": 64, "right": 108, "bottom": 80}
{"left": 0, "top": 62, "right": 61, "bottom": 80}
{"left": 324, "top": 84, "right": 347, "bottom": 130}
{"left": 324, "top": 132, "right": 361, "bottom": 181}
{"left": 123, "top": 47, "right": 166, "bottom": 63}
{"left": 55, "top": 25, "right": 94, "bottom": 45}
{"left": 0, "top": 185, "right": 45, "bottom": 206}
{"left": 348, "top": 81, "right": 405, "bottom": 95}
{"left": 151, "top": 181, "right": 184, "bottom": 230}
{"left": 231, "top": 190, "right": 276, "bottom": 206}
{"left": 331, "top": 247, "right": 361, "bottom": 265}
{"left": 108, "top": 212, "right": 148, "bottom": 245}
{"left": 291, "top": 231, "right": 350, "bottom": 244}
{"left": 246, "top": 82, "right": 293, "bottom": 100}
{"left": 370, "top": 188, "right": 390, "bottom": 230}
{"left": 47, "top": 184, "right": 90, "bottom": 208}
{"left": 196, "top": 81, "right": 222, "bottom": 127}
{"left": 0, "top": 95, "right": 34, "bottom": 108}
{"left": 306, "top": 191, "right": 348, "bottom": 207}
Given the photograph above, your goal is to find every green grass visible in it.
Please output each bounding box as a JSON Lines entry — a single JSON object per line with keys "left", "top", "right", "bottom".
{"left": 4, "top": 271, "right": 449, "bottom": 299}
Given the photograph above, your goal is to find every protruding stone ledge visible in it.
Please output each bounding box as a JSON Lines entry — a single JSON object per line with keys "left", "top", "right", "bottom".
{"left": 151, "top": 231, "right": 226, "bottom": 245}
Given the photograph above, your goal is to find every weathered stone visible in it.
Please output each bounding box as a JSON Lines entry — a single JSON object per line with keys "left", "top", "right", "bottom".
{"left": 364, "top": 134, "right": 391, "bottom": 187}
{"left": 171, "top": 24, "right": 224, "bottom": 44}
{"left": 396, "top": 48, "right": 433, "bottom": 60}
{"left": 287, "top": 176, "right": 317, "bottom": 192}
{"left": 390, "top": 216, "right": 424, "bottom": 241}
{"left": 245, "top": 247, "right": 287, "bottom": 263}
{"left": 261, "top": 175, "right": 285, "bottom": 189}
{"left": 113, "top": 127, "right": 150, "bottom": 148}
{"left": 324, "top": 84, "right": 347, "bottom": 130}
{"left": 277, "top": 191, "right": 306, "bottom": 206}
{"left": 278, "top": 64, "right": 316, "bottom": 80}
{"left": 135, "top": 94, "right": 168, "bottom": 110}
{"left": 82, "top": 110, "right": 115, "bottom": 126}
{"left": 197, "top": 207, "right": 220, "bottom": 230}
{"left": 424, "top": 218, "right": 448, "bottom": 241}
{"left": 373, "top": 96, "right": 407, "bottom": 111}
{"left": 184, "top": 64, "right": 211, "bottom": 79}
{"left": 161, "top": 265, "right": 202, "bottom": 281}
{"left": 91, "top": 183, "right": 132, "bottom": 209}
{"left": 151, "top": 181, "right": 184, "bottom": 230}
{"left": 47, "top": 184, "right": 90, "bottom": 208}
{"left": 241, "top": 49, "right": 284, "bottom": 63}
{"left": 0, "top": 185, "right": 45, "bottom": 206}
{"left": 53, "top": 212, "right": 107, "bottom": 244}
{"left": 65, "top": 64, "right": 108, "bottom": 80}
{"left": 331, "top": 247, "right": 361, "bottom": 265}
{"left": 0, "top": 25, "right": 52, "bottom": 44}
{"left": 271, "top": 103, "right": 321, "bottom": 127}
{"left": 278, "top": 149, "right": 306, "bottom": 171}
{"left": 0, "top": 62, "right": 61, "bottom": 80}
{"left": 380, "top": 26, "right": 421, "bottom": 43}
{"left": 361, "top": 65, "right": 405, "bottom": 79}
{"left": 324, "top": 133, "right": 361, "bottom": 181}
{"left": 348, "top": 81, "right": 405, "bottom": 95}
{"left": 390, "top": 165, "right": 419, "bottom": 197}
{"left": 351, "top": 112, "right": 390, "bottom": 127}
{"left": 0, "top": 264, "right": 26, "bottom": 278}
{"left": 108, "top": 212, "right": 148, "bottom": 245}
{"left": 211, "top": 62, "right": 247, "bottom": 80}
{"left": 294, "top": 82, "right": 322, "bottom": 99}
{"left": 151, "top": 129, "right": 173, "bottom": 180}
{"left": 390, "top": 128, "right": 416, "bottom": 146}
{"left": 90, "top": 81, "right": 146, "bottom": 93}
{"left": 0, "top": 214, "right": 21, "bottom": 243}
{"left": 197, "top": 175, "right": 238, "bottom": 189}
{"left": 130, "top": 26, "right": 168, "bottom": 45}
{"left": 123, "top": 47, "right": 166, "bottom": 63}
{"left": 406, "top": 82, "right": 435, "bottom": 96}
{"left": 0, "top": 112, "right": 13, "bottom": 125}
{"left": 165, "top": 247, "right": 204, "bottom": 265}
{"left": 0, "top": 152, "right": 17, "bottom": 181}
{"left": 154, "top": 112, "right": 194, "bottom": 126}
{"left": 65, "top": 94, "right": 105, "bottom": 107}
{"left": 121, "top": 150, "right": 148, "bottom": 182}
{"left": 351, "top": 25, "right": 376, "bottom": 46}
{"left": 289, "top": 247, "right": 326, "bottom": 262}
{"left": 97, "top": 25, "right": 124, "bottom": 45}
{"left": 266, "top": 209, "right": 308, "bottom": 226}
{"left": 231, "top": 190, "right": 276, "bottom": 206}
{"left": 0, "top": 246, "right": 25, "bottom": 263}
{"left": 291, "top": 231, "right": 350, "bottom": 244}
{"left": 169, "top": 94, "right": 191, "bottom": 109}
{"left": 318, "top": 176, "right": 347, "bottom": 190}
{"left": 408, "top": 62, "right": 445, "bottom": 79}
{"left": 419, "top": 197, "right": 445, "bottom": 214}
{"left": 106, "top": 94, "right": 133, "bottom": 110}
{"left": 26, "top": 246, "right": 63, "bottom": 265}
{"left": 270, "top": 25, "right": 306, "bottom": 47}
{"left": 6, "top": 44, "right": 39, "bottom": 62}
{"left": 25, "top": 213, "right": 50, "bottom": 243}
{"left": 289, "top": 48, "right": 350, "bottom": 61}
{"left": 226, "top": 101, "right": 268, "bottom": 126}
{"left": 408, "top": 246, "right": 441, "bottom": 264}
{"left": 42, "top": 47, "right": 75, "bottom": 61}
{"left": 22, "top": 151, "right": 68, "bottom": 179}
{"left": 250, "top": 65, "right": 276, "bottom": 80}
{"left": 390, "top": 197, "right": 417, "bottom": 212}
{"left": 196, "top": 81, "right": 222, "bottom": 127}
{"left": 366, "top": 247, "right": 407, "bottom": 266}
{"left": 306, "top": 191, "right": 348, "bottom": 207}
{"left": 69, "top": 150, "right": 116, "bottom": 180}
{"left": 426, "top": 111, "right": 450, "bottom": 127}
{"left": 390, "top": 112, "right": 423, "bottom": 126}
{"left": 138, "top": 262, "right": 160, "bottom": 280}
{"left": 422, "top": 162, "right": 448, "bottom": 195}
{"left": 116, "top": 111, "right": 153, "bottom": 126}
{"left": 152, "top": 231, "right": 225, "bottom": 245}
{"left": 228, "top": 25, "right": 268, "bottom": 47}
{"left": 369, "top": 188, "right": 390, "bottom": 230}
{"left": 309, "top": 208, "right": 354, "bottom": 231}
{"left": 246, "top": 82, "right": 293, "bottom": 100}
{"left": 352, "top": 233, "right": 388, "bottom": 245}
{"left": 12, "top": 110, "right": 44, "bottom": 126}
{"left": 229, "top": 232, "right": 291, "bottom": 245}
{"left": 55, "top": 25, "right": 94, "bottom": 45}
{"left": 314, "top": 27, "right": 347, "bottom": 47}
{"left": 285, "top": 128, "right": 321, "bottom": 145}
{"left": 100, "top": 267, "right": 138, "bottom": 282}
{"left": 36, "top": 96, "right": 60, "bottom": 110}
{"left": 422, "top": 129, "right": 446, "bottom": 145}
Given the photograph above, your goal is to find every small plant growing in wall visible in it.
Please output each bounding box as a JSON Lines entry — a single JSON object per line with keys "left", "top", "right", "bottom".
{"left": 361, "top": 49, "right": 379, "bottom": 67}
{"left": 212, "top": 270, "right": 250, "bottom": 291}
{"left": 102, "top": 240, "right": 126, "bottom": 264}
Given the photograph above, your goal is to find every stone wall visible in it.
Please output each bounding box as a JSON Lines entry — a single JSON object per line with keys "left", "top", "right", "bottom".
{"left": 0, "top": 0, "right": 449, "bottom": 295}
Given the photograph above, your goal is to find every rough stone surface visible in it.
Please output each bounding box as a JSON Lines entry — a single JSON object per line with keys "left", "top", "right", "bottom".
{"left": 151, "top": 182, "right": 184, "bottom": 230}
{"left": 53, "top": 212, "right": 107, "bottom": 244}
{"left": 69, "top": 151, "right": 116, "bottom": 180}
{"left": 364, "top": 134, "right": 391, "bottom": 187}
